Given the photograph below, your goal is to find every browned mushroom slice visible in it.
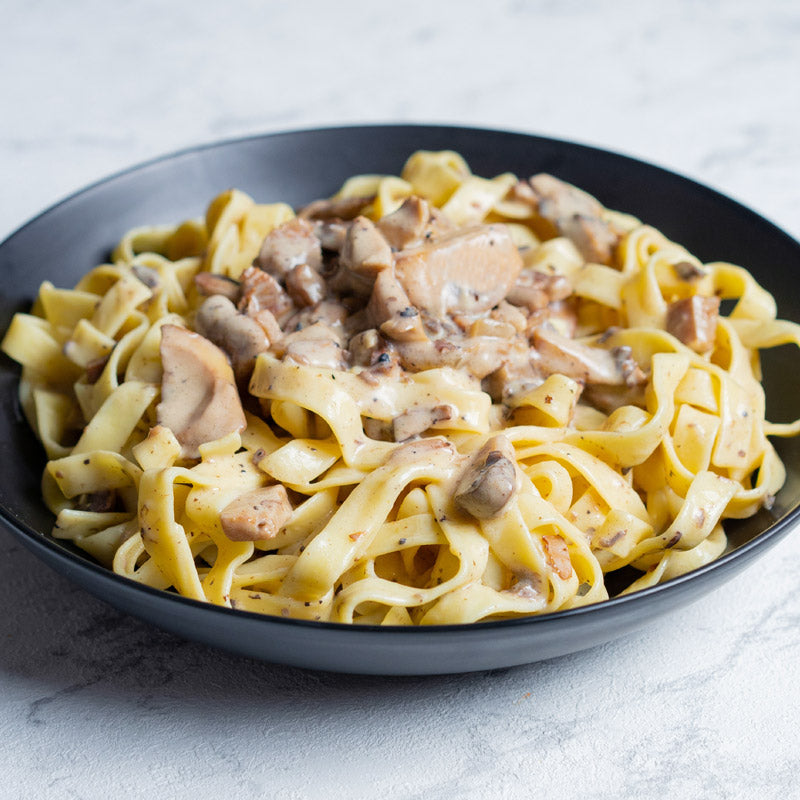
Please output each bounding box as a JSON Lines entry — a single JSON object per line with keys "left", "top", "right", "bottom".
{"left": 238, "top": 266, "right": 294, "bottom": 320}
{"left": 194, "top": 295, "right": 271, "bottom": 382}
{"left": 527, "top": 174, "right": 620, "bottom": 265}
{"left": 273, "top": 321, "right": 347, "bottom": 370}
{"left": 348, "top": 329, "right": 382, "bottom": 367}
{"left": 341, "top": 216, "right": 394, "bottom": 277}
{"left": 283, "top": 297, "right": 347, "bottom": 334}
{"left": 284, "top": 264, "right": 327, "bottom": 307}
{"left": 157, "top": 325, "right": 246, "bottom": 458}
{"left": 76, "top": 489, "right": 117, "bottom": 513}
{"left": 194, "top": 271, "right": 241, "bottom": 302}
{"left": 558, "top": 215, "right": 619, "bottom": 266}
{"left": 131, "top": 264, "right": 160, "bottom": 289}
{"left": 532, "top": 327, "right": 645, "bottom": 386}
{"left": 298, "top": 194, "right": 376, "bottom": 221}
{"left": 392, "top": 404, "right": 454, "bottom": 442}
{"left": 284, "top": 336, "right": 347, "bottom": 370}
{"left": 454, "top": 434, "right": 519, "bottom": 520}
{"left": 506, "top": 269, "right": 573, "bottom": 312}
{"left": 367, "top": 269, "right": 427, "bottom": 343}
{"left": 394, "top": 223, "right": 523, "bottom": 317}
{"left": 220, "top": 484, "right": 293, "bottom": 542}
{"left": 377, "top": 196, "right": 431, "bottom": 250}
{"left": 314, "top": 219, "right": 351, "bottom": 252}
{"left": 253, "top": 218, "right": 323, "bottom": 278}
{"left": 666, "top": 295, "right": 720, "bottom": 353}
{"left": 673, "top": 260, "right": 708, "bottom": 281}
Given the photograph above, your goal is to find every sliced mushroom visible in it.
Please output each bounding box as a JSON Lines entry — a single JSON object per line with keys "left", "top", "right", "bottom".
{"left": 341, "top": 216, "right": 394, "bottom": 277}
{"left": 666, "top": 295, "right": 720, "bottom": 353}
{"left": 284, "top": 263, "right": 326, "bottom": 307}
{"left": 238, "top": 266, "right": 294, "bottom": 321}
{"left": 674, "top": 260, "right": 708, "bottom": 282}
{"left": 253, "top": 218, "right": 322, "bottom": 278}
{"left": 194, "top": 271, "right": 241, "bottom": 302}
{"left": 482, "top": 358, "right": 543, "bottom": 403}
{"left": 314, "top": 219, "right": 350, "bottom": 252}
{"left": 249, "top": 307, "right": 283, "bottom": 344}
{"left": 527, "top": 174, "right": 620, "bottom": 265}
{"left": 76, "top": 489, "right": 117, "bottom": 513}
{"left": 157, "top": 324, "right": 246, "bottom": 458}
{"left": 367, "top": 269, "right": 427, "bottom": 343}
{"left": 394, "top": 223, "right": 523, "bottom": 317}
{"left": 298, "top": 194, "right": 375, "bottom": 221}
{"left": 377, "top": 196, "right": 431, "bottom": 250}
{"left": 348, "top": 328, "right": 382, "bottom": 366}
{"left": 392, "top": 404, "right": 454, "bottom": 442}
{"left": 454, "top": 434, "right": 519, "bottom": 520}
{"left": 283, "top": 300, "right": 348, "bottom": 338}
{"left": 506, "top": 269, "right": 572, "bottom": 312}
{"left": 194, "top": 294, "right": 270, "bottom": 381}
{"left": 220, "top": 484, "right": 293, "bottom": 542}
{"left": 559, "top": 215, "right": 619, "bottom": 266}
{"left": 274, "top": 321, "right": 347, "bottom": 370}
{"left": 532, "top": 327, "right": 645, "bottom": 386}
{"left": 394, "top": 333, "right": 530, "bottom": 381}
{"left": 131, "top": 264, "right": 160, "bottom": 290}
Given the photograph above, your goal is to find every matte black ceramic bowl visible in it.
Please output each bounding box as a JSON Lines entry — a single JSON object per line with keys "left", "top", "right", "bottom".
{"left": 1, "top": 124, "right": 799, "bottom": 675}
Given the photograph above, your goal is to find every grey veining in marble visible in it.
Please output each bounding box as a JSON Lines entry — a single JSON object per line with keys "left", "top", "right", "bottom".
{"left": 1, "top": 1, "right": 799, "bottom": 798}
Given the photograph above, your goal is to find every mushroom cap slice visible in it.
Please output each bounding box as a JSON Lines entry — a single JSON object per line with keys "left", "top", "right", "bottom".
{"left": 220, "top": 484, "right": 293, "bottom": 542}
{"left": 394, "top": 223, "right": 523, "bottom": 317}
{"left": 157, "top": 324, "right": 246, "bottom": 458}
{"left": 454, "top": 434, "right": 520, "bottom": 520}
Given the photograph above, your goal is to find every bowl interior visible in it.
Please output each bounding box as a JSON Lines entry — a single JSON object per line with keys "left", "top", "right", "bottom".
{"left": 1, "top": 125, "right": 798, "bottom": 672}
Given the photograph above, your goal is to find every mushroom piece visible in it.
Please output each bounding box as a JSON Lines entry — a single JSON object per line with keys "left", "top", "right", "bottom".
{"left": 673, "top": 260, "right": 708, "bottom": 282}
{"left": 238, "top": 266, "right": 294, "bottom": 321}
{"left": 220, "top": 484, "right": 293, "bottom": 542}
{"left": 340, "top": 216, "right": 394, "bottom": 277}
{"left": 314, "top": 219, "right": 350, "bottom": 252}
{"left": 284, "top": 263, "right": 327, "bottom": 307}
{"left": 377, "top": 196, "right": 431, "bottom": 250}
{"left": 526, "top": 174, "right": 620, "bottom": 265}
{"left": 394, "top": 223, "right": 523, "bottom": 317}
{"left": 298, "top": 194, "right": 376, "bottom": 221}
{"left": 454, "top": 434, "right": 519, "bottom": 520}
{"left": 194, "top": 272, "right": 241, "bottom": 302}
{"left": 131, "top": 264, "right": 160, "bottom": 290}
{"left": 532, "top": 327, "right": 645, "bottom": 386}
{"left": 366, "top": 269, "right": 428, "bottom": 343}
{"left": 272, "top": 321, "right": 347, "bottom": 370}
{"left": 391, "top": 404, "right": 454, "bottom": 442}
{"left": 506, "top": 269, "right": 572, "bottom": 312}
{"left": 666, "top": 295, "right": 720, "bottom": 353}
{"left": 76, "top": 489, "right": 117, "bottom": 513}
{"left": 194, "top": 294, "right": 271, "bottom": 382}
{"left": 253, "top": 218, "right": 322, "bottom": 278}
{"left": 157, "top": 324, "right": 246, "bottom": 459}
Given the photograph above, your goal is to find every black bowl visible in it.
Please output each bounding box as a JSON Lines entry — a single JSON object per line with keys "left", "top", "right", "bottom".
{"left": 1, "top": 124, "right": 799, "bottom": 675}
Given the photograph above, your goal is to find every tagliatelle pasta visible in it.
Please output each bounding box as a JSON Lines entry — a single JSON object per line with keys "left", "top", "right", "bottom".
{"left": 3, "top": 150, "right": 799, "bottom": 625}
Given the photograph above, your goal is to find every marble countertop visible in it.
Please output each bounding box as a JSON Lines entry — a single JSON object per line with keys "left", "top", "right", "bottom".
{"left": 2, "top": 1, "right": 799, "bottom": 798}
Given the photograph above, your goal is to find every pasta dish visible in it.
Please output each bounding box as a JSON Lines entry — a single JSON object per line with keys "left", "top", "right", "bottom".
{"left": 3, "top": 150, "right": 799, "bottom": 625}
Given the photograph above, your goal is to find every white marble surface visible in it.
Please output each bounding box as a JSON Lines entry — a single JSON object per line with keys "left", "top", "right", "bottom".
{"left": 2, "top": 1, "right": 800, "bottom": 798}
